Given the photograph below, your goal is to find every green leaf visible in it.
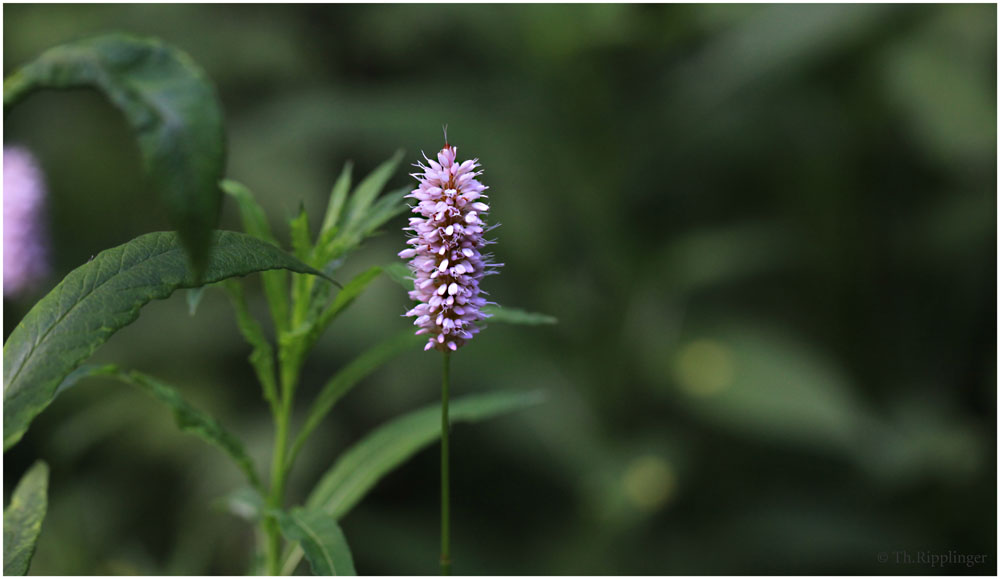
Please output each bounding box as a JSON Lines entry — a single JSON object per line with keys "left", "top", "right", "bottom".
{"left": 276, "top": 508, "right": 356, "bottom": 576}
{"left": 277, "top": 267, "right": 386, "bottom": 402}
{"left": 314, "top": 154, "right": 409, "bottom": 269}
{"left": 222, "top": 179, "right": 289, "bottom": 333}
{"left": 221, "top": 180, "right": 279, "bottom": 246}
{"left": 223, "top": 280, "right": 279, "bottom": 410}
{"left": 4, "top": 34, "right": 226, "bottom": 274}
{"left": 117, "top": 369, "right": 263, "bottom": 490}
{"left": 54, "top": 363, "right": 118, "bottom": 397}
{"left": 304, "top": 266, "right": 384, "bottom": 352}
{"left": 357, "top": 185, "right": 410, "bottom": 236}
{"left": 58, "top": 364, "right": 263, "bottom": 490}
{"left": 482, "top": 305, "right": 558, "bottom": 325}
{"left": 342, "top": 150, "right": 404, "bottom": 232}
{"left": 3, "top": 230, "right": 325, "bottom": 451}
{"left": 3, "top": 461, "right": 49, "bottom": 576}
{"left": 290, "top": 205, "right": 313, "bottom": 263}
{"left": 306, "top": 390, "right": 546, "bottom": 518}
{"left": 320, "top": 161, "right": 354, "bottom": 237}
{"left": 286, "top": 330, "right": 425, "bottom": 470}
{"left": 670, "top": 325, "right": 871, "bottom": 456}
{"left": 382, "top": 262, "right": 413, "bottom": 291}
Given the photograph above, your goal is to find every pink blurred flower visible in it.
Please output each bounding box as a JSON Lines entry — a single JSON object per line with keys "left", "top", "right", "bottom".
{"left": 4, "top": 146, "right": 50, "bottom": 297}
{"left": 398, "top": 140, "right": 500, "bottom": 352}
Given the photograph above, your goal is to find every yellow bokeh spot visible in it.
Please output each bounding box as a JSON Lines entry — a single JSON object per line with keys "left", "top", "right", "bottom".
{"left": 675, "top": 339, "right": 734, "bottom": 396}
{"left": 622, "top": 455, "right": 676, "bottom": 512}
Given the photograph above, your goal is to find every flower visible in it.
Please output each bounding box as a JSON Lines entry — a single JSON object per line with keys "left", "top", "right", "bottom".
{"left": 398, "top": 139, "right": 499, "bottom": 352}
{"left": 4, "top": 146, "right": 50, "bottom": 297}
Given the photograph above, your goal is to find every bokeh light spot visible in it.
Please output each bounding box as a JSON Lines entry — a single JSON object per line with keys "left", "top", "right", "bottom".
{"left": 675, "top": 339, "right": 734, "bottom": 396}
{"left": 622, "top": 455, "right": 676, "bottom": 512}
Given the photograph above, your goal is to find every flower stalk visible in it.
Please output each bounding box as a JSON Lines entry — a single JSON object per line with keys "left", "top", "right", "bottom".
{"left": 400, "top": 134, "right": 500, "bottom": 574}
{"left": 440, "top": 351, "right": 452, "bottom": 575}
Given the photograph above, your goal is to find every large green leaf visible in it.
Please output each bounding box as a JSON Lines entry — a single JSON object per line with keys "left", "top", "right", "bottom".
{"left": 306, "top": 389, "right": 546, "bottom": 518}
{"left": 4, "top": 34, "right": 226, "bottom": 273}
{"left": 3, "top": 461, "right": 49, "bottom": 575}
{"left": 3, "top": 231, "right": 325, "bottom": 451}
{"left": 276, "top": 508, "right": 357, "bottom": 576}
{"left": 286, "top": 330, "right": 425, "bottom": 469}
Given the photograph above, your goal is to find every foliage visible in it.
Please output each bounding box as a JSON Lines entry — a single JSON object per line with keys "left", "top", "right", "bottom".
{"left": 2, "top": 33, "right": 550, "bottom": 576}
{"left": 4, "top": 34, "right": 225, "bottom": 274}
{"left": 4, "top": 4, "right": 993, "bottom": 576}
{"left": 2, "top": 231, "right": 323, "bottom": 451}
{"left": 275, "top": 508, "right": 356, "bottom": 576}
{"left": 3, "top": 462, "right": 49, "bottom": 576}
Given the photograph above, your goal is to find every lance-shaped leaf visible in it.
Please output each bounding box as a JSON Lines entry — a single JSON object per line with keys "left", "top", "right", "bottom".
{"left": 341, "top": 150, "right": 403, "bottom": 233}
{"left": 290, "top": 205, "right": 313, "bottom": 263}
{"left": 314, "top": 152, "right": 407, "bottom": 268}
{"left": 3, "top": 461, "right": 49, "bottom": 576}
{"left": 319, "top": 186, "right": 410, "bottom": 263}
{"left": 220, "top": 180, "right": 278, "bottom": 246}
{"left": 279, "top": 390, "right": 545, "bottom": 574}
{"left": 319, "top": 161, "right": 353, "bottom": 239}
{"left": 303, "top": 266, "right": 384, "bottom": 354}
{"left": 481, "top": 305, "right": 558, "bottom": 326}
{"left": 53, "top": 363, "right": 263, "bottom": 489}
{"left": 306, "top": 389, "right": 546, "bottom": 518}
{"left": 223, "top": 280, "right": 279, "bottom": 410}
{"left": 3, "top": 231, "right": 326, "bottom": 451}
{"left": 117, "top": 368, "right": 263, "bottom": 490}
{"left": 286, "top": 330, "right": 425, "bottom": 470}
{"left": 222, "top": 180, "right": 290, "bottom": 333}
{"left": 4, "top": 34, "right": 226, "bottom": 273}
{"left": 276, "top": 508, "right": 356, "bottom": 576}
{"left": 382, "top": 262, "right": 413, "bottom": 291}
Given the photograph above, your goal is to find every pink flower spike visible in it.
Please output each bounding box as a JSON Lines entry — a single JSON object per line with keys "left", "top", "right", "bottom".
{"left": 399, "top": 137, "right": 501, "bottom": 352}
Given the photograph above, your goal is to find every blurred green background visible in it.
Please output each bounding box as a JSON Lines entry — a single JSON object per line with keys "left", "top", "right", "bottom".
{"left": 4, "top": 3, "right": 996, "bottom": 575}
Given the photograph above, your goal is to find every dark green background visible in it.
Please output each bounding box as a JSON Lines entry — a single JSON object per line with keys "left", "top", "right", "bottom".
{"left": 4, "top": 4, "right": 996, "bottom": 575}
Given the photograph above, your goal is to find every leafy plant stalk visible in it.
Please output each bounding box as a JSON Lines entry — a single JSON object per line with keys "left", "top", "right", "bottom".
{"left": 265, "top": 271, "right": 313, "bottom": 575}
{"left": 440, "top": 351, "right": 451, "bottom": 576}
{"left": 4, "top": 34, "right": 554, "bottom": 576}
{"left": 266, "top": 392, "right": 293, "bottom": 575}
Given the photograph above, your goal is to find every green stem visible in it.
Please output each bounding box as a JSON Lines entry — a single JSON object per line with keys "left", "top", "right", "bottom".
{"left": 440, "top": 351, "right": 452, "bottom": 575}
{"left": 263, "top": 272, "right": 312, "bottom": 575}
{"left": 266, "top": 395, "right": 291, "bottom": 575}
